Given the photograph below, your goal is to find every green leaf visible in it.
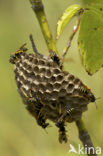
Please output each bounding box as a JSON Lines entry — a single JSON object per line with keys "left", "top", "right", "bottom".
{"left": 78, "top": 8, "right": 103, "bottom": 75}
{"left": 56, "top": 4, "right": 82, "bottom": 39}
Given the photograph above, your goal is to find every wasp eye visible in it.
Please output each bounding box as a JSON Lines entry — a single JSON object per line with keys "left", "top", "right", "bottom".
{"left": 89, "top": 93, "right": 96, "bottom": 102}
{"left": 85, "top": 90, "right": 88, "bottom": 94}
{"left": 9, "top": 55, "right": 16, "bottom": 64}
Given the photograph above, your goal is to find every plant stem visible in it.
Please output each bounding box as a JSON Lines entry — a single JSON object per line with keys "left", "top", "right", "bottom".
{"left": 29, "top": 0, "right": 59, "bottom": 57}
{"left": 76, "top": 118, "right": 97, "bottom": 156}
{"left": 29, "top": 34, "right": 43, "bottom": 57}
{"left": 62, "top": 15, "right": 81, "bottom": 58}
{"left": 61, "top": 9, "right": 84, "bottom": 66}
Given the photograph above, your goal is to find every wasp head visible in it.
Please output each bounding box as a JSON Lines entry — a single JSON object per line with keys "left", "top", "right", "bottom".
{"left": 86, "top": 91, "right": 96, "bottom": 102}
{"left": 9, "top": 43, "right": 28, "bottom": 64}
{"left": 80, "top": 86, "right": 96, "bottom": 102}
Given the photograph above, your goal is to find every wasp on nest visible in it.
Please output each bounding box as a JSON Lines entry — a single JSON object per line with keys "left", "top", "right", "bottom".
{"left": 9, "top": 34, "right": 96, "bottom": 143}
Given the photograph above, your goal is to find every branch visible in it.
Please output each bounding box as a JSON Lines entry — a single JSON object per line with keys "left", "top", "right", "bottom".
{"left": 76, "top": 118, "right": 97, "bottom": 156}
{"left": 29, "top": 0, "right": 59, "bottom": 57}
{"left": 29, "top": 34, "right": 43, "bottom": 57}
{"left": 61, "top": 9, "right": 83, "bottom": 66}
{"left": 62, "top": 15, "right": 81, "bottom": 58}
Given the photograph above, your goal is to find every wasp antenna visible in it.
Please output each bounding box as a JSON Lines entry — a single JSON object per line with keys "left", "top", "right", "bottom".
{"left": 44, "top": 129, "right": 48, "bottom": 134}
{"left": 19, "top": 43, "right": 28, "bottom": 52}
{"left": 96, "top": 97, "right": 101, "bottom": 100}
{"left": 46, "top": 124, "right": 52, "bottom": 128}
{"left": 94, "top": 97, "right": 101, "bottom": 109}
{"left": 15, "top": 43, "right": 28, "bottom": 54}
{"left": 95, "top": 101, "right": 98, "bottom": 109}
{"left": 20, "top": 43, "right": 27, "bottom": 49}
{"left": 29, "top": 34, "right": 43, "bottom": 57}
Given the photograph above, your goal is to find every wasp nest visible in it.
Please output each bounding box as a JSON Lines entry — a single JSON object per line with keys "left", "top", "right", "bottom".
{"left": 9, "top": 45, "right": 95, "bottom": 143}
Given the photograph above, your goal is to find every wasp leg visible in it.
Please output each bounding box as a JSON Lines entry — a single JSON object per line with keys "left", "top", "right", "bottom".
{"left": 37, "top": 112, "right": 49, "bottom": 129}
{"left": 50, "top": 53, "right": 60, "bottom": 66}
{"left": 19, "top": 88, "right": 49, "bottom": 129}
{"left": 56, "top": 106, "right": 74, "bottom": 127}
{"left": 56, "top": 122, "right": 68, "bottom": 143}
{"left": 26, "top": 101, "right": 49, "bottom": 129}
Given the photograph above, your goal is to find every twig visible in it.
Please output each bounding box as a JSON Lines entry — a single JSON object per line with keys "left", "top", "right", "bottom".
{"left": 76, "top": 118, "right": 97, "bottom": 156}
{"left": 62, "top": 15, "right": 80, "bottom": 58}
{"left": 60, "top": 14, "right": 81, "bottom": 68}
{"left": 29, "top": 34, "right": 43, "bottom": 57}
{"left": 29, "top": 0, "right": 59, "bottom": 57}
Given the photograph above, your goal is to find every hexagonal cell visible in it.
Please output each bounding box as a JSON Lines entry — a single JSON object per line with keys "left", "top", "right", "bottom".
{"left": 33, "top": 58, "right": 39, "bottom": 64}
{"left": 50, "top": 75, "right": 56, "bottom": 83}
{"left": 17, "top": 53, "right": 25, "bottom": 60}
{"left": 52, "top": 62, "right": 58, "bottom": 68}
{"left": 51, "top": 90, "right": 58, "bottom": 99}
{"left": 18, "top": 66, "right": 24, "bottom": 73}
{"left": 44, "top": 91, "right": 51, "bottom": 100}
{"left": 46, "top": 69, "right": 52, "bottom": 77}
{"left": 24, "top": 63, "right": 32, "bottom": 72}
{"left": 14, "top": 68, "right": 18, "bottom": 75}
{"left": 29, "top": 71, "right": 36, "bottom": 79}
{"left": 21, "top": 68, "right": 28, "bottom": 77}
{"left": 46, "top": 83, "right": 53, "bottom": 92}
{"left": 39, "top": 67, "right": 46, "bottom": 74}
{"left": 33, "top": 66, "right": 39, "bottom": 73}
{"left": 38, "top": 59, "right": 45, "bottom": 66}
{"left": 19, "top": 74, "right": 25, "bottom": 82}
{"left": 28, "top": 54, "right": 33, "bottom": 57}
{"left": 32, "top": 81, "right": 37, "bottom": 88}
{"left": 73, "top": 88, "right": 79, "bottom": 95}
{"left": 56, "top": 74, "right": 63, "bottom": 82}
{"left": 22, "top": 61, "right": 28, "bottom": 69}
{"left": 36, "top": 74, "right": 42, "bottom": 81}
{"left": 66, "top": 83, "right": 74, "bottom": 93}
{"left": 16, "top": 61, "right": 20, "bottom": 67}
{"left": 53, "top": 82, "right": 61, "bottom": 90}
{"left": 46, "top": 60, "right": 53, "bottom": 67}
{"left": 73, "top": 78, "right": 81, "bottom": 85}
{"left": 62, "top": 80, "right": 68, "bottom": 88}
{"left": 22, "top": 68, "right": 31, "bottom": 77}
{"left": 24, "top": 54, "right": 29, "bottom": 60}
{"left": 63, "top": 71, "right": 69, "bottom": 76}
{"left": 16, "top": 79, "right": 22, "bottom": 88}
{"left": 68, "top": 74, "right": 75, "bottom": 81}
{"left": 59, "top": 88, "right": 67, "bottom": 97}
{"left": 38, "top": 83, "right": 46, "bottom": 92}
{"left": 53, "top": 68, "right": 61, "bottom": 75}
{"left": 22, "top": 77, "right": 30, "bottom": 86}
{"left": 42, "top": 76, "right": 48, "bottom": 82}
{"left": 28, "top": 56, "right": 34, "bottom": 62}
